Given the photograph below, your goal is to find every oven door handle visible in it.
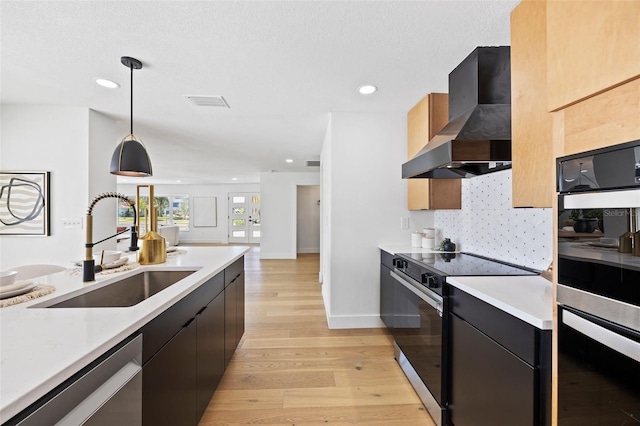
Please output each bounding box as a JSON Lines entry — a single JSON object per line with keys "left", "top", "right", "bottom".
{"left": 390, "top": 270, "right": 442, "bottom": 314}
{"left": 563, "top": 310, "right": 640, "bottom": 363}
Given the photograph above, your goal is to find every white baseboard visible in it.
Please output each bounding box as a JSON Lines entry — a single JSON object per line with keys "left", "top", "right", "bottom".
{"left": 297, "top": 248, "right": 320, "bottom": 254}
{"left": 180, "top": 239, "right": 226, "bottom": 244}
{"left": 259, "top": 252, "right": 296, "bottom": 259}
{"left": 325, "top": 314, "right": 385, "bottom": 329}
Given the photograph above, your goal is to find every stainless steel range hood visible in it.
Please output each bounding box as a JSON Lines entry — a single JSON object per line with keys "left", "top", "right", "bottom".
{"left": 403, "top": 46, "right": 512, "bottom": 179}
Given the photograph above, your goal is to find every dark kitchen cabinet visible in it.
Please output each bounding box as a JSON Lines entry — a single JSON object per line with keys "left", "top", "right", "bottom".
{"left": 140, "top": 257, "right": 244, "bottom": 426}
{"left": 224, "top": 277, "right": 238, "bottom": 368}
{"left": 448, "top": 286, "right": 551, "bottom": 426}
{"left": 143, "top": 318, "right": 197, "bottom": 426}
{"left": 196, "top": 291, "right": 225, "bottom": 420}
{"left": 379, "top": 250, "right": 395, "bottom": 328}
{"left": 236, "top": 272, "right": 245, "bottom": 346}
{"left": 224, "top": 275, "right": 245, "bottom": 366}
{"left": 224, "top": 257, "right": 245, "bottom": 368}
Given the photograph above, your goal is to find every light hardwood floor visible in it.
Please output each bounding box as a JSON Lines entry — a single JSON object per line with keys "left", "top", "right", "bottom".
{"left": 199, "top": 247, "right": 434, "bottom": 425}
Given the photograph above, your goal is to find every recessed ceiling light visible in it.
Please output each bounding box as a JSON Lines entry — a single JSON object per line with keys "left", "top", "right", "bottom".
{"left": 231, "top": 177, "right": 238, "bottom": 181}
{"left": 285, "top": 159, "right": 294, "bottom": 163}
{"left": 95, "top": 78, "right": 120, "bottom": 89}
{"left": 176, "top": 180, "right": 181, "bottom": 183}
{"left": 358, "top": 85, "right": 377, "bottom": 95}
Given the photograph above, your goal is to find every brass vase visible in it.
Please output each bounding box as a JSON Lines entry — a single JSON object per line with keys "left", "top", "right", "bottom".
{"left": 137, "top": 185, "right": 166, "bottom": 265}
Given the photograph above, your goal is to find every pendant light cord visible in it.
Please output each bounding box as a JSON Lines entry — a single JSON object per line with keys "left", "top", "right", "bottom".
{"left": 130, "top": 63, "right": 134, "bottom": 136}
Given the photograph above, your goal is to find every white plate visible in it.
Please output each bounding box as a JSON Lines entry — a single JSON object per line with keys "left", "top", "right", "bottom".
{"left": 0, "top": 282, "right": 39, "bottom": 299}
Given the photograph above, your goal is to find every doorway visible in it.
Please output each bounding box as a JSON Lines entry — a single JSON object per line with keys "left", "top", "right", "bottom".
{"left": 296, "top": 185, "right": 320, "bottom": 253}
{"left": 228, "top": 193, "right": 261, "bottom": 243}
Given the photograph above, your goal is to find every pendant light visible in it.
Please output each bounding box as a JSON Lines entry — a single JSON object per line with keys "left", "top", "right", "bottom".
{"left": 110, "top": 56, "right": 153, "bottom": 177}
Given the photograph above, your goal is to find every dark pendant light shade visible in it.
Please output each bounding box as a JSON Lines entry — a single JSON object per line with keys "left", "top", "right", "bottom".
{"left": 110, "top": 134, "right": 153, "bottom": 176}
{"left": 110, "top": 56, "right": 153, "bottom": 177}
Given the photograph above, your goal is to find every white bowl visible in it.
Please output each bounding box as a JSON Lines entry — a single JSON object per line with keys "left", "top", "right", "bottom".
{"left": 0, "top": 270, "right": 18, "bottom": 287}
{"left": 93, "top": 250, "right": 122, "bottom": 265}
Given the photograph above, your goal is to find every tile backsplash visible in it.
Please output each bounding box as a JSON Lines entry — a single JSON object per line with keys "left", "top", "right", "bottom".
{"left": 434, "top": 169, "right": 552, "bottom": 271}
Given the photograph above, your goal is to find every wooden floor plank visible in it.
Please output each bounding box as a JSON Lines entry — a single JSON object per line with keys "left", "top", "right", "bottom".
{"left": 198, "top": 247, "right": 433, "bottom": 425}
{"left": 200, "top": 404, "right": 431, "bottom": 425}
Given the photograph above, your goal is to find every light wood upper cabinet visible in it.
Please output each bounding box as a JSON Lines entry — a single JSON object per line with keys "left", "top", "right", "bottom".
{"left": 407, "top": 93, "right": 461, "bottom": 210}
{"left": 561, "top": 78, "right": 640, "bottom": 156}
{"left": 510, "top": 0, "right": 554, "bottom": 208}
{"left": 547, "top": 0, "right": 640, "bottom": 111}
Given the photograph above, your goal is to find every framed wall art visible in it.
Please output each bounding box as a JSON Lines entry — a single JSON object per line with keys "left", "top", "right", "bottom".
{"left": 0, "top": 171, "right": 50, "bottom": 236}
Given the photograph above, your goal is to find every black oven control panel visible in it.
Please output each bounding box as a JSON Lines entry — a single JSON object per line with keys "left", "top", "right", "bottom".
{"left": 394, "top": 258, "right": 444, "bottom": 295}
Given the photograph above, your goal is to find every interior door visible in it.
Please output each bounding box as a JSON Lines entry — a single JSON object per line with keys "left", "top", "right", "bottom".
{"left": 228, "top": 193, "right": 260, "bottom": 243}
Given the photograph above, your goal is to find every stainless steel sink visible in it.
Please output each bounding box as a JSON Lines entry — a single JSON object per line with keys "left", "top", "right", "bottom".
{"left": 44, "top": 270, "right": 197, "bottom": 308}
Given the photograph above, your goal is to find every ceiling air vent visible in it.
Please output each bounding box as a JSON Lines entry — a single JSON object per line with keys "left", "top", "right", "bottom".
{"left": 184, "top": 95, "right": 230, "bottom": 108}
{"left": 306, "top": 160, "right": 321, "bottom": 167}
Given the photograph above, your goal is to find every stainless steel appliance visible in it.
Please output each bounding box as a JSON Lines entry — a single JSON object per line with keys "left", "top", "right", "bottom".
{"left": 7, "top": 334, "right": 142, "bottom": 426}
{"left": 557, "top": 139, "right": 640, "bottom": 425}
{"left": 386, "top": 252, "right": 539, "bottom": 426}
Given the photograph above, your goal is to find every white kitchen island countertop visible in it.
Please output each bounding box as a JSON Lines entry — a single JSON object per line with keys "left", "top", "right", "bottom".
{"left": 0, "top": 245, "right": 249, "bottom": 423}
{"left": 446, "top": 275, "right": 553, "bottom": 330}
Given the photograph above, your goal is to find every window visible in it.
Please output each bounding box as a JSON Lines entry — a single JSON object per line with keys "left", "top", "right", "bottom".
{"left": 118, "top": 194, "right": 190, "bottom": 232}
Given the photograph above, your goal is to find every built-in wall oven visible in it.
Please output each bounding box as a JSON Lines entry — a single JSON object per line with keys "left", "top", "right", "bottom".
{"left": 557, "top": 139, "right": 640, "bottom": 425}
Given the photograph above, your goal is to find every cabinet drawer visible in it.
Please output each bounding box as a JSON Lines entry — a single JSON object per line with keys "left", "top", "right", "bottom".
{"left": 225, "top": 257, "right": 244, "bottom": 287}
{"left": 141, "top": 274, "right": 222, "bottom": 365}
{"left": 448, "top": 286, "right": 538, "bottom": 365}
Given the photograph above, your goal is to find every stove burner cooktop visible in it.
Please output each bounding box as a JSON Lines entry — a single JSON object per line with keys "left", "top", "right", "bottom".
{"left": 397, "top": 252, "right": 540, "bottom": 277}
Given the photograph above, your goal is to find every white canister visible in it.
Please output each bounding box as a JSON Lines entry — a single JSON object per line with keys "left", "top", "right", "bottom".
{"left": 423, "top": 228, "right": 435, "bottom": 238}
{"left": 411, "top": 232, "right": 423, "bottom": 247}
{"left": 421, "top": 236, "right": 435, "bottom": 249}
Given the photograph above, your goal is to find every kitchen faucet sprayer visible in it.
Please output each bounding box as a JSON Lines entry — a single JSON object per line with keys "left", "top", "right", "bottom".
{"left": 84, "top": 192, "right": 138, "bottom": 282}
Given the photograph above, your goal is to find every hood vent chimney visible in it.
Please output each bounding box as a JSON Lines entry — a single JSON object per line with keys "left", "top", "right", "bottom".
{"left": 402, "top": 46, "right": 512, "bottom": 179}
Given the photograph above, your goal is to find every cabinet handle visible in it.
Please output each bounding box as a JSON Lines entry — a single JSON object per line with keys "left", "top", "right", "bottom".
{"left": 196, "top": 306, "right": 207, "bottom": 316}
{"left": 563, "top": 310, "right": 640, "bottom": 362}
{"left": 183, "top": 317, "right": 195, "bottom": 328}
{"left": 390, "top": 270, "right": 442, "bottom": 309}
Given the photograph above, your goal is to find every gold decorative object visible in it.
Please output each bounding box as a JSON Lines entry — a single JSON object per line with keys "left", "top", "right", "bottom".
{"left": 137, "top": 185, "right": 166, "bottom": 265}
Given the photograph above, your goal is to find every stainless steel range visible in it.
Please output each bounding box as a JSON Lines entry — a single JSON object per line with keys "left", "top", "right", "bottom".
{"left": 383, "top": 252, "right": 539, "bottom": 426}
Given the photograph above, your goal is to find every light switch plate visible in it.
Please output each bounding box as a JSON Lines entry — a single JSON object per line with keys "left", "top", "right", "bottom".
{"left": 62, "top": 217, "right": 82, "bottom": 229}
{"left": 400, "top": 217, "right": 409, "bottom": 229}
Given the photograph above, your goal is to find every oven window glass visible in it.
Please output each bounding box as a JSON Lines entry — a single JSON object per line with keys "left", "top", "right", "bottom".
{"left": 558, "top": 307, "right": 640, "bottom": 425}
{"left": 392, "top": 282, "right": 443, "bottom": 403}
{"left": 557, "top": 257, "right": 640, "bottom": 307}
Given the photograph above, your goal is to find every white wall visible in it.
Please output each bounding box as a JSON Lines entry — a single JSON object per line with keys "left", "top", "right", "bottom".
{"left": 321, "top": 112, "right": 414, "bottom": 328}
{"left": 296, "top": 185, "right": 320, "bottom": 253}
{"left": 88, "top": 110, "right": 119, "bottom": 253}
{"left": 117, "top": 183, "right": 260, "bottom": 244}
{"left": 0, "top": 106, "right": 118, "bottom": 270}
{"left": 434, "top": 169, "right": 553, "bottom": 271}
{"left": 260, "top": 172, "right": 320, "bottom": 259}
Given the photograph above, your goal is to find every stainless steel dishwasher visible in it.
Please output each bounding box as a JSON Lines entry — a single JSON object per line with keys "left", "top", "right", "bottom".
{"left": 11, "top": 334, "right": 142, "bottom": 426}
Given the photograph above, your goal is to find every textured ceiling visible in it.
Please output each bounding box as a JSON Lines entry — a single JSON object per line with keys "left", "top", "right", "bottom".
{"left": 1, "top": 0, "right": 518, "bottom": 185}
